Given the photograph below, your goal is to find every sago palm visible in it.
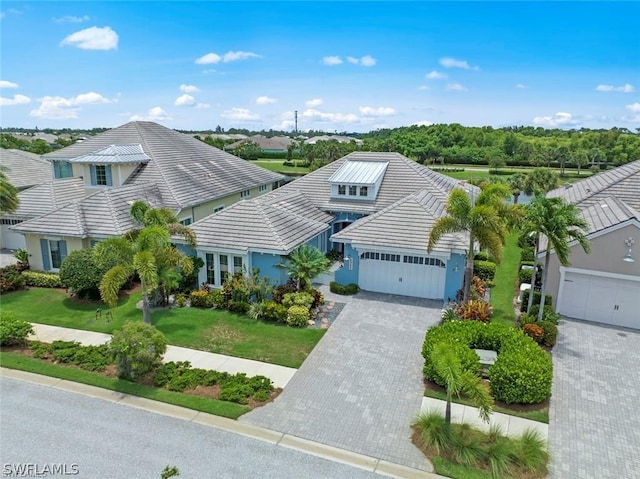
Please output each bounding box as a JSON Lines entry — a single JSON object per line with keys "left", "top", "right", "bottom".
{"left": 284, "top": 244, "right": 330, "bottom": 291}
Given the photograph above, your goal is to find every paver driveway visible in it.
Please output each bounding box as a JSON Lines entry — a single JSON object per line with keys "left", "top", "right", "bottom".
{"left": 241, "top": 291, "right": 442, "bottom": 471}
{"left": 549, "top": 319, "right": 640, "bottom": 479}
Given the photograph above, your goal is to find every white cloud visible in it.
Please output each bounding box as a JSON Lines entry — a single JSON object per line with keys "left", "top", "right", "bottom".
{"left": 0, "top": 80, "right": 19, "bottom": 88}
{"left": 532, "top": 112, "right": 580, "bottom": 128}
{"left": 516, "top": 83, "right": 528, "bottom": 89}
{"left": 626, "top": 102, "right": 640, "bottom": 113}
{"left": 446, "top": 83, "right": 467, "bottom": 92}
{"left": 180, "top": 84, "right": 199, "bottom": 93}
{"left": 417, "top": 85, "right": 429, "bottom": 91}
{"left": 221, "top": 107, "right": 260, "bottom": 122}
{"left": 302, "top": 108, "right": 359, "bottom": 124}
{"left": 61, "top": 26, "right": 119, "bottom": 50}
{"left": 174, "top": 94, "right": 195, "bottom": 106}
{"left": 54, "top": 15, "right": 90, "bottom": 23}
{"left": 439, "top": 57, "right": 479, "bottom": 70}
{"left": 322, "top": 56, "right": 343, "bottom": 66}
{"left": 305, "top": 98, "right": 323, "bottom": 108}
{"left": 195, "top": 51, "right": 259, "bottom": 64}
{"left": 414, "top": 120, "right": 434, "bottom": 127}
{"left": 130, "top": 106, "right": 172, "bottom": 122}
{"left": 426, "top": 70, "right": 447, "bottom": 80}
{"left": 595, "top": 83, "right": 635, "bottom": 93}
{"left": 347, "top": 55, "right": 376, "bottom": 67}
{"left": 359, "top": 106, "right": 396, "bottom": 117}
{"left": 255, "top": 96, "right": 277, "bottom": 105}
{"left": 0, "top": 94, "right": 31, "bottom": 106}
{"left": 29, "top": 92, "right": 110, "bottom": 119}
{"left": 195, "top": 103, "right": 211, "bottom": 110}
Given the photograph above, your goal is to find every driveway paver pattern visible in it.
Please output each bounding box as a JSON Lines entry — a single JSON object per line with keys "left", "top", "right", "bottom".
{"left": 241, "top": 291, "right": 442, "bottom": 471}
{"left": 549, "top": 319, "right": 640, "bottom": 479}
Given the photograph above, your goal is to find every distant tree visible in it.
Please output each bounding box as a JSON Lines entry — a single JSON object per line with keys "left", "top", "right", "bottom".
{"left": 506, "top": 173, "right": 527, "bottom": 204}
{"left": 573, "top": 149, "right": 589, "bottom": 176}
{"left": 523, "top": 168, "right": 559, "bottom": 196}
{"left": 233, "top": 141, "right": 261, "bottom": 160}
{"left": 488, "top": 155, "right": 507, "bottom": 173}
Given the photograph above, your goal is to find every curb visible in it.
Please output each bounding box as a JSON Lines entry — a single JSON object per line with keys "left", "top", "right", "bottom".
{"left": 1, "top": 368, "right": 446, "bottom": 479}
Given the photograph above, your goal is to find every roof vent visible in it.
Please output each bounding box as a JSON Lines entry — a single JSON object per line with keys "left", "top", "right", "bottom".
{"left": 564, "top": 183, "right": 573, "bottom": 188}
{"left": 586, "top": 188, "right": 591, "bottom": 193}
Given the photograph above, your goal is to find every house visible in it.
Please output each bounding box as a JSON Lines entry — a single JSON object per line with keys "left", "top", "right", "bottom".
{"left": 225, "top": 135, "right": 294, "bottom": 153}
{"left": 0, "top": 149, "right": 53, "bottom": 191}
{"left": 304, "top": 135, "right": 363, "bottom": 146}
{"left": 185, "top": 152, "right": 475, "bottom": 302}
{"left": 10, "top": 121, "right": 285, "bottom": 271}
{"left": 543, "top": 160, "right": 640, "bottom": 329}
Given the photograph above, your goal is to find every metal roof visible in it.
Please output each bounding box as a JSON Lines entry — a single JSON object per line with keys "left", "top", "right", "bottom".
{"left": 67, "top": 143, "right": 151, "bottom": 164}
{"left": 328, "top": 160, "right": 389, "bottom": 185}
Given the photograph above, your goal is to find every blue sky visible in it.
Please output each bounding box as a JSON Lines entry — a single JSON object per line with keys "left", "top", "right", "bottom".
{"left": 1, "top": 1, "right": 638, "bottom": 132}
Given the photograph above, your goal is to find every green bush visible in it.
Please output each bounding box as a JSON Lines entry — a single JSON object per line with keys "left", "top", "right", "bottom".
{"left": 473, "top": 252, "right": 489, "bottom": 261}
{"left": 261, "top": 301, "right": 288, "bottom": 322}
{"left": 329, "top": 281, "right": 359, "bottom": 295}
{"left": 22, "top": 271, "right": 63, "bottom": 288}
{"left": 472, "top": 260, "right": 497, "bottom": 282}
{"left": 282, "top": 292, "right": 314, "bottom": 309}
{"left": 0, "top": 313, "right": 33, "bottom": 346}
{"left": 109, "top": 322, "right": 167, "bottom": 380}
{"left": 538, "top": 321, "right": 558, "bottom": 348}
{"left": 518, "top": 268, "right": 533, "bottom": 285}
{"left": 190, "top": 290, "right": 214, "bottom": 308}
{"left": 422, "top": 321, "right": 552, "bottom": 404}
{"left": 520, "top": 248, "right": 535, "bottom": 262}
{"left": 520, "top": 290, "right": 553, "bottom": 312}
{"left": 517, "top": 232, "right": 536, "bottom": 249}
{"left": 527, "top": 304, "right": 560, "bottom": 324}
{"left": 0, "top": 265, "right": 26, "bottom": 294}
{"left": 286, "top": 305, "right": 310, "bottom": 327}
{"left": 59, "top": 248, "right": 105, "bottom": 299}
{"left": 32, "top": 340, "right": 111, "bottom": 371}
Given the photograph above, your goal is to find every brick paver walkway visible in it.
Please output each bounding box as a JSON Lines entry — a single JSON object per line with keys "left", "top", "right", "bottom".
{"left": 549, "top": 319, "right": 640, "bottom": 479}
{"left": 241, "top": 291, "right": 442, "bottom": 472}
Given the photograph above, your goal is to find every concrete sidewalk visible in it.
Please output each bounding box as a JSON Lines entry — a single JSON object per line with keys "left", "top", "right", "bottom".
{"left": 421, "top": 397, "right": 548, "bottom": 441}
{"left": 28, "top": 323, "right": 297, "bottom": 389}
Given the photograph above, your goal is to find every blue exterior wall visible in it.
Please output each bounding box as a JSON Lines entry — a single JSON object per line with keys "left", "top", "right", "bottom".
{"left": 251, "top": 252, "right": 287, "bottom": 285}
{"left": 334, "top": 243, "right": 359, "bottom": 284}
{"left": 175, "top": 244, "right": 197, "bottom": 257}
{"left": 444, "top": 253, "right": 466, "bottom": 303}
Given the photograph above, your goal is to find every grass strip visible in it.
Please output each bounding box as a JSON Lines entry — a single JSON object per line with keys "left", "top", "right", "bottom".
{"left": 432, "top": 457, "right": 493, "bottom": 479}
{"left": 490, "top": 232, "right": 521, "bottom": 327}
{"left": 0, "top": 352, "right": 250, "bottom": 419}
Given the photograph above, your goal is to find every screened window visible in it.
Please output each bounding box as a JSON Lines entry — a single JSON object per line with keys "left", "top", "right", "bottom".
{"left": 90, "top": 164, "right": 112, "bottom": 186}
{"left": 233, "top": 256, "right": 243, "bottom": 274}
{"left": 49, "top": 240, "right": 64, "bottom": 269}
{"left": 206, "top": 253, "right": 216, "bottom": 284}
{"left": 220, "top": 255, "right": 229, "bottom": 282}
{"left": 213, "top": 206, "right": 224, "bottom": 213}
{"left": 259, "top": 184, "right": 268, "bottom": 192}
{"left": 240, "top": 190, "right": 251, "bottom": 198}
{"left": 348, "top": 185, "right": 357, "bottom": 196}
{"left": 338, "top": 185, "right": 346, "bottom": 195}
{"left": 359, "top": 186, "right": 368, "bottom": 196}
{"left": 179, "top": 218, "right": 192, "bottom": 226}
{"left": 53, "top": 161, "right": 73, "bottom": 179}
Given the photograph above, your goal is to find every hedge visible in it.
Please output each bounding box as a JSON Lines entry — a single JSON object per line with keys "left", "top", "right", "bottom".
{"left": 0, "top": 265, "right": 25, "bottom": 294}
{"left": 422, "top": 321, "right": 552, "bottom": 404}
{"left": 520, "top": 248, "right": 535, "bottom": 262}
{"left": 473, "top": 260, "right": 497, "bottom": 282}
{"left": 22, "top": 271, "right": 63, "bottom": 288}
{"left": 329, "top": 282, "right": 359, "bottom": 295}
{"left": 520, "top": 290, "right": 553, "bottom": 312}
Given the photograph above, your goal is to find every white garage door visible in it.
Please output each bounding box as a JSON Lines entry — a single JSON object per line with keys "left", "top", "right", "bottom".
{"left": 1, "top": 224, "right": 26, "bottom": 250}
{"left": 358, "top": 252, "right": 446, "bottom": 299}
{"left": 558, "top": 271, "right": 640, "bottom": 329}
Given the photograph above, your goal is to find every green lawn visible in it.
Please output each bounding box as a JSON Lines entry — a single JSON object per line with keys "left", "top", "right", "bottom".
{"left": 0, "top": 352, "right": 249, "bottom": 419}
{"left": 254, "top": 160, "right": 309, "bottom": 174}
{"left": 438, "top": 165, "right": 592, "bottom": 183}
{"left": 490, "top": 232, "right": 521, "bottom": 327}
{"left": 1, "top": 288, "right": 324, "bottom": 368}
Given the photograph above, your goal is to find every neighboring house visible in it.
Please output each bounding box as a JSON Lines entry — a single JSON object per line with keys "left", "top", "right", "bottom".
{"left": 304, "top": 135, "right": 363, "bottom": 146}
{"left": 0, "top": 149, "right": 53, "bottom": 191}
{"left": 543, "top": 160, "right": 640, "bottom": 329}
{"left": 10, "top": 121, "right": 285, "bottom": 271}
{"left": 185, "top": 152, "right": 476, "bottom": 302}
{"left": 225, "top": 135, "right": 294, "bottom": 153}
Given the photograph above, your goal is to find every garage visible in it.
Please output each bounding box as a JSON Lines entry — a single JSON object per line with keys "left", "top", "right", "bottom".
{"left": 358, "top": 251, "right": 446, "bottom": 299}
{"left": 557, "top": 270, "right": 640, "bottom": 329}
{"left": 1, "top": 220, "right": 26, "bottom": 251}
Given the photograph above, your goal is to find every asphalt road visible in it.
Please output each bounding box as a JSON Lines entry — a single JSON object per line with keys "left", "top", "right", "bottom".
{"left": 0, "top": 378, "right": 379, "bottom": 479}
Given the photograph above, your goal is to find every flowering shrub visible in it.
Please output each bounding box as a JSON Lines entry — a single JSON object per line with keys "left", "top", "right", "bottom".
{"left": 523, "top": 323, "right": 544, "bottom": 343}
{"left": 456, "top": 300, "right": 493, "bottom": 323}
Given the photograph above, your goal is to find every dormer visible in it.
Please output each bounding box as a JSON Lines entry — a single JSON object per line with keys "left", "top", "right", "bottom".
{"left": 328, "top": 160, "right": 388, "bottom": 201}
{"left": 67, "top": 144, "right": 151, "bottom": 190}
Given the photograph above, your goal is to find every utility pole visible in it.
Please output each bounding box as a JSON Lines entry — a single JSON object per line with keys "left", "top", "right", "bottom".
{"left": 294, "top": 110, "right": 298, "bottom": 133}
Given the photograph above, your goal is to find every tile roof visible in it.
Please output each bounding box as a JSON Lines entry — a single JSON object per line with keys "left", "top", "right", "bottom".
{"left": 11, "top": 183, "right": 165, "bottom": 238}
{"left": 0, "top": 149, "right": 52, "bottom": 190}
{"left": 68, "top": 144, "right": 151, "bottom": 164}
{"left": 271, "top": 152, "right": 478, "bottom": 215}
{"left": 6, "top": 178, "right": 86, "bottom": 219}
{"left": 331, "top": 188, "right": 469, "bottom": 254}
{"left": 547, "top": 160, "right": 640, "bottom": 211}
{"left": 328, "top": 160, "right": 389, "bottom": 185}
{"left": 226, "top": 135, "right": 294, "bottom": 151}
{"left": 43, "top": 121, "right": 285, "bottom": 210}
{"left": 189, "top": 190, "right": 332, "bottom": 253}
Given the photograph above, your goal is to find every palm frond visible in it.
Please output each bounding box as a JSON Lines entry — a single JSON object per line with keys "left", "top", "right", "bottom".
{"left": 428, "top": 217, "right": 465, "bottom": 252}
{"left": 134, "top": 250, "right": 159, "bottom": 290}
{"left": 99, "top": 264, "right": 134, "bottom": 307}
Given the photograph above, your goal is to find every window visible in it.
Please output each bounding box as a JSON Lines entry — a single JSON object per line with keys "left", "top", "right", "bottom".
{"left": 259, "top": 184, "right": 268, "bottom": 192}
{"left": 240, "top": 190, "right": 250, "bottom": 198}
{"left": 359, "top": 186, "right": 368, "bottom": 197}
{"left": 179, "top": 218, "right": 192, "bottom": 226}
{"left": 49, "top": 241, "right": 63, "bottom": 268}
{"left": 349, "top": 185, "right": 357, "bottom": 196}
{"left": 213, "top": 206, "right": 224, "bottom": 213}
{"left": 206, "top": 253, "right": 216, "bottom": 285}
{"left": 53, "top": 161, "right": 73, "bottom": 179}
{"left": 360, "top": 252, "right": 380, "bottom": 260}
{"left": 220, "top": 255, "right": 229, "bottom": 282}
{"left": 40, "top": 239, "right": 67, "bottom": 270}
{"left": 233, "top": 256, "right": 243, "bottom": 274}
{"left": 0, "top": 218, "right": 23, "bottom": 225}
{"left": 338, "top": 185, "right": 346, "bottom": 195}
{"left": 90, "top": 164, "right": 112, "bottom": 186}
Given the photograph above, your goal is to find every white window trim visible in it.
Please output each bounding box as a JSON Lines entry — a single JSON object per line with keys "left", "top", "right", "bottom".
{"left": 240, "top": 189, "right": 251, "bottom": 198}
{"left": 213, "top": 205, "right": 225, "bottom": 213}
{"left": 201, "top": 251, "right": 248, "bottom": 288}
{"left": 179, "top": 217, "right": 192, "bottom": 226}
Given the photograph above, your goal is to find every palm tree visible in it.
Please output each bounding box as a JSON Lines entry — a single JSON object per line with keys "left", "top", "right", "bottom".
{"left": 523, "top": 168, "right": 559, "bottom": 197}
{"left": 97, "top": 202, "right": 196, "bottom": 324}
{"left": 282, "top": 244, "right": 330, "bottom": 291}
{"left": 428, "top": 184, "right": 511, "bottom": 303}
{"left": 506, "top": 173, "right": 526, "bottom": 204}
{"left": 430, "top": 342, "right": 493, "bottom": 427}
{"left": 529, "top": 198, "right": 590, "bottom": 321}
{"left": 0, "top": 166, "right": 19, "bottom": 214}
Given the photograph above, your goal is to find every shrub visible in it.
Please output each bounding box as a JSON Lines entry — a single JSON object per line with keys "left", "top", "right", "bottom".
{"left": 59, "top": 248, "right": 105, "bottom": 299}
{"left": 282, "top": 292, "right": 314, "bottom": 309}
{"left": 178, "top": 255, "right": 203, "bottom": 293}
{"left": 190, "top": 290, "right": 214, "bottom": 308}
{"left": 470, "top": 276, "right": 486, "bottom": 299}
{"left": 109, "top": 322, "right": 167, "bottom": 380}
{"left": 33, "top": 340, "right": 111, "bottom": 371}
{"left": 175, "top": 293, "right": 187, "bottom": 308}
{"left": 286, "top": 305, "right": 310, "bottom": 327}
{"left": 518, "top": 268, "right": 533, "bottom": 285}
{"left": 329, "top": 281, "right": 359, "bottom": 295}
{"left": 272, "top": 281, "right": 297, "bottom": 304}
{"left": 472, "top": 260, "right": 496, "bottom": 282}
{"left": 22, "top": 271, "right": 63, "bottom": 288}
{"left": 522, "top": 323, "right": 544, "bottom": 343}
{"left": 422, "top": 321, "right": 552, "bottom": 404}
{"left": 262, "top": 301, "right": 288, "bottom": 322}
{"left": 415, "top": 411, "right": 451, "bottom": 454}
{"left": 473, "top": 252, "right": 489, "bottom": 261}
{"left": 227, "top": 300, "right": 250, "bottom": 313}
{"left": 209, "top": 289, "right": 225, "bottom": 308}
{"left": 455, "top": 300, "right": 493, "bottom": 323}
{"left": 308, "top": 287, "right": 325, "bottom": 309}
{"left": 13, "top": 248, "right": 30, "bottom": 271}
{"left": 441, "top": 308, "right": 458, "bottom": 323}
{"left": 520, "top": 248, "right": 535, "bottom": 262}
{"left": 538, "top": 321, "right": 558, "bottom": 348}
{"left": 517, "top": 232, "right": 536, "bottom": 249}
{"left": 520, "top": 290, "right": 553, "bottom": 312}
{"left": 0, "top": 265, "right": 25, "bottom": 294}
{"left": 0, "top": 314, "right": 33, "bottom": 346}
